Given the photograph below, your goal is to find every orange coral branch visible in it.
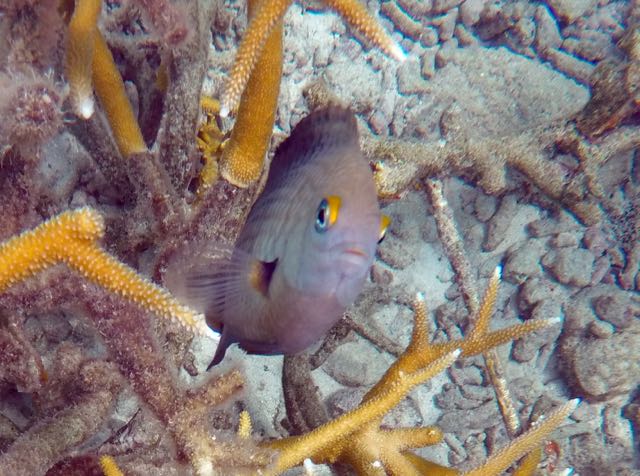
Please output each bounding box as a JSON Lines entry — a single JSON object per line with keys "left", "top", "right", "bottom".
{"left": 324, "top": 0, "right": 405, "bottom": 61}
{"left": 220, "top": 0, "right": 291, "bottom": 117}
{"left": 264, "top": 350, "right": 460, "bottom": 474}
{"left": 93, "top": 31, "right": 147, "bottom": 157}
{"left": 464, "top": 399, "right": 580, "bottom": 476}
{"left": 0, "top": 208, "right": 205, "bottom": 332}
{"left": 65, "top": 0, "right": 102, "bottom": 118}
{"left": 220, "top": 0, "right": 283, "bottom": 187}
{"left": 99, "top": 455, "right": 124, "bottom": 476}
{"left": 261, "top": 276, "right": 570, "bottom": 475}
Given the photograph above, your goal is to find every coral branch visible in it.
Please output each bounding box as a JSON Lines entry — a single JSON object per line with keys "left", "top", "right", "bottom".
{"left": 0, "top": 361, "right": 122, "bottom": 476}
{"left": 426, "top": 178, "right": 519, "bottom": 437}
{"left": 220, "top": 0, "right": 404, "bottom": 117}
{"left": 219, "top": 0, "right": 283, "bottom": 187}
{"left": 220, "top": 0, "right": 292, "bottom": 117}
{"left": 464, "top": 399, "right": 580, "bottom": 476}
{"left": 93, "top": 31, "right": 147, "bottom": 157}
{"left": 0, "top": 208, "right": 206, "bottom": 332}
{"left": 65, "top": 0, "right": 102, "bottom": 118}
{"left": 269, "top": 268, "right": 567, "bottom": 474}
{"left": 265, "top": 350, "right": 460, "bottom": 475}
{"left": 324, "top": 0, "right": 405, "bottom": 61}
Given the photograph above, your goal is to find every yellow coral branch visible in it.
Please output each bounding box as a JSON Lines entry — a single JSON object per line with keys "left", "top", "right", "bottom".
{"left": 93, "top": 31, "right": 147, "bottom": 157}
{"left": 99, "top": 455, "right": 124, "bottom": 476}
{"left": 469, "top": 264, "right": 501, "bottom": 338}
{"left": 65, "top": 0, "right": 102, "bottom": 118}
{"left": 238, "top": 410, "right": 252, "bottom": 439}
{"left": 259, "top": 272, "right": 570, "bottom": 475}
{"left": 0, "top": 208, "right": 205, "bottom": 333}
{"left": 512, "top": 446, "right": 543, "bottom": 476}
{"left": 324, "top": 0, "right": 405, "bottom": 61}
{"left": 464, "top": 399, "right": 579, "bottom": 476}
{"left": 220, "top": 0, "right": 283, "bottom": 187}
{"left": 264, "top": 350, "right": 460, "bottom": 475}
{"left": 220, "top": 0, "right": 405, "bottom": 117}
{"left": 220, "top": 0, "right": 291, "bottom": 117}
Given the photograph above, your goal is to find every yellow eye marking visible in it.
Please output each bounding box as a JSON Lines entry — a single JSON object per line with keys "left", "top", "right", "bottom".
{"left": 379, "top": 214, "right": 391, "bottom": 242}
{"left": 326, "top": 195, "right": 341, "bottom": 227}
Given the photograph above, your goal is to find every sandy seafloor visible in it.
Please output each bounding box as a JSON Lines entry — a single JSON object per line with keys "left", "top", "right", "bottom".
{"left": 197, "top": 0, "right": 640, "bottom": 474}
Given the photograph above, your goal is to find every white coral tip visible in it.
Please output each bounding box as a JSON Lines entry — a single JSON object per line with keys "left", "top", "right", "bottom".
{"left": 78, "top": 96, "right": 94, "bottom": 119}
{"left": 390, "top": 42, "right": 407, "bottom": 62}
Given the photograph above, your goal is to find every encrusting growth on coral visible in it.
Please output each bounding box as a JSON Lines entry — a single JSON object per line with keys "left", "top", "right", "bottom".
{"left": 0, "top": 360, "right": 124, "bottom": 475}
{"left": 65, "top": 0, "right": 102, "bottom": 118}
{"left": 219, "top": 0, "right": 283, "bottom": 187}
{"left": 0, "top": 208, "right": 205, "bottom": 333}
{"left": 261, "top": 280, "right": 570, "bottom": 475}
{"left": 195, "top": 96, "right": 226, "bottom": 199}
{"left": 219, "top": 0, "right": 405, "bottom": 117}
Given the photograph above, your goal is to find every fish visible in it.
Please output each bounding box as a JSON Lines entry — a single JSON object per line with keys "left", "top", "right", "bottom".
{"left": 188, "top": 106, "right": 389, "bottom": 368}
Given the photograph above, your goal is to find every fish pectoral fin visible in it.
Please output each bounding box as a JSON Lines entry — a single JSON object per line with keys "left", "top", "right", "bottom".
{"left": 248, "top": 258, "right": 277, "bottom": 298}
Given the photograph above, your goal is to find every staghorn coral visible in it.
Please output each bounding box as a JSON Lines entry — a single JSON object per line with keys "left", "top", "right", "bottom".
{"left": 267, "top": 279, "right": 571, "bottom": 475}
{"left": 214, "top": 0, "right": 405, "bottom": 188}
{"left": 362, "top": 110, "right": 640, "bottom": 227}
{"left": 219, "top": 0, "right": 405, "bottom": 118}
{"left": 0, "top": 208, "right": 205, "bottom": 332}
{"left": 0, "top": 0, "right": 633, "bottom": 474}
{"left": 218, "top": 0, "right": 283, "bottom": 187}
{"left": 65, "top": 0, "right": 102, "bottom": 119}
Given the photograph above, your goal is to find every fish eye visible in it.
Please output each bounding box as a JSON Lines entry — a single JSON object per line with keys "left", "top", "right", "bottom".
{"left": 315, "top": 195, "right": 341, "bottom": 233}
{"left": 378, "top": 214, "right": 391, "bottom": 243}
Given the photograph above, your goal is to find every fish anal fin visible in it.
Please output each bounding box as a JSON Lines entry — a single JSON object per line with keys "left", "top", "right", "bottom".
{"left": 248, "top": 258, "right": 277, "bottom": 298}
{"left": 207, "top": 326, "right": 237, "bottom": 369}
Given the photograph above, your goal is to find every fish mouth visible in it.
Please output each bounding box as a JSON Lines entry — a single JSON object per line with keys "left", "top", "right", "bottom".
{"left": 339, "top": 245, "right": 372, "bottom": 270}
{"left": 345, "top": 247, "right": 368, "bottom": 258}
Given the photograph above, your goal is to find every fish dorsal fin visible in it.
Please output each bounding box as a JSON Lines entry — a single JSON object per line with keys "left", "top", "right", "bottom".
{"left": 269, "top": 106, "right": 359, "bottom": 179}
